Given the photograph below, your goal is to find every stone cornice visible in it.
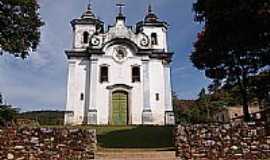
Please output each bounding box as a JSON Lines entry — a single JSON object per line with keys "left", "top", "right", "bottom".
{"left": 71, "top": 18, "right": 104, "bottom": 27}
{"left": 65, "top": 49, "right": 88, "bottom": 58}
{"left": 65, "top": 48, "right": 173, "bottom": 62}
{"left": 106, "top": 84, "right": 133, "bottom": 90}
{"left": 136, "top": 21, "right": 168, "bottom": 33}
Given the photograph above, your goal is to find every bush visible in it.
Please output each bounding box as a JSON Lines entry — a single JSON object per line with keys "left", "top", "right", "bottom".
{"left": 0, "top": 105, "right": 19, "bottom": 126}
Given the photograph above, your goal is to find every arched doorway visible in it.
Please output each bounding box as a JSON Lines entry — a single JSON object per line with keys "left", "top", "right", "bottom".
{"left": 112, "top": 91, "right": 128, "bottom": 125}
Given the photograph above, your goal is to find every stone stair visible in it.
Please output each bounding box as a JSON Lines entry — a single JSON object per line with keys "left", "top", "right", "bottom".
{"left": 95, "top": 149, "right": 176, "bottom": 160}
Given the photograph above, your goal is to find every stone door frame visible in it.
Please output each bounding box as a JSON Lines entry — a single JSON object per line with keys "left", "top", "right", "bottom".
{"left": 107, "top": 84, "right": 133, "bottom": 125}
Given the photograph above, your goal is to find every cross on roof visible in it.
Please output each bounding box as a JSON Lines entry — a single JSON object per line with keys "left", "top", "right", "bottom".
{"left": 116, "top": 2, "right": 125, "bottom": 16}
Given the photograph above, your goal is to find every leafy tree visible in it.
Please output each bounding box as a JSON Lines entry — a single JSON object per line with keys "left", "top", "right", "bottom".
{"left": 197, "top": 88, "right": 211, "bottom": 121}
{"left": 249, "top": 71, "right": 270, "bottom": 108}
{"left": 210, "top": 89, "right": 237, "bottom": 106}
{"left": 0, "top": 93, "right": 19, "bottom": 126}
{"left": 174, "top": 88, "right": 232, "bottom": 124}
{"left": 0, "top": 92, "right": 2, "bottom": 104}
{"left": 0, "top": 104, "right": 19, "bottom": 126}
{"left": 191, "top": 0, "right": 270, "bottom": 121}
{"left": 266, "top": 92, "right": 270, "bottom": 108}
{"left": 174, "top": 99, "right": 198, "bottom": 124}
{"left": 0, "top": 0, "right": 44, "bottom": 58}
{"left": 196, "top": 88, "right": 230, "bottom": 122}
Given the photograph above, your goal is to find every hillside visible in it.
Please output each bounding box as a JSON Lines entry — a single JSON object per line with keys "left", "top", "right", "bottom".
{"left": 18, "top": 110, "right": 65, "bottom": 125}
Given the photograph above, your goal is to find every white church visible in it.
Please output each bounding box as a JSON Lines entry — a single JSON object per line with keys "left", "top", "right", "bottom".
{"left": 64, "top": 3, "right": 175, "bottom": 125}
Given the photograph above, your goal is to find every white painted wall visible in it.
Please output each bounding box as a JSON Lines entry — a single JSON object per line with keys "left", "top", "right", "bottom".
{"left": 65, "top": 58, "right": 88, "bottom": 125}
{"left": 142, "top": 27, "right": 168, "bottom": 51}
{"left": 94, "top": 45, "right": 144, "bottom": 125}
{"left": 149, "top": 60, "right": 166, "bottom": 125}
{"left": 73, "top": 25, "right": 96, "bottom": 49}
{"left": 65, "top": 11, "right": 173, "bottom": 126}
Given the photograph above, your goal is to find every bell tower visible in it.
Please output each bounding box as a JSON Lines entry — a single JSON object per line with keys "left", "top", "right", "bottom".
{"left": 136, "top": 5, "right": 169, "bottom": 51}
{"left": 71, "top": 3, "right": 104, "bottom": 49}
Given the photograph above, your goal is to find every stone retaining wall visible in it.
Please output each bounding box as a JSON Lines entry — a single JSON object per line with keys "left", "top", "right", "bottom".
{"left": 0, "top": 127, "right": 97, "bottom": 160}
{"left": 175, "top": 122, "right": 270, "bottom": 159}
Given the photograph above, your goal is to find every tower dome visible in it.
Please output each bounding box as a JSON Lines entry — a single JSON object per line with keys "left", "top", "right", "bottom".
{"left": 81, "top": 3, "right": 96, "bottom": 19}
{"left": 71, "top": 3, "right": 104, "bottom": 32}
{"left": 136, "top": 5, "right": 168, "bottom": 33}
{"left": 144, "top": 5, "right": 158, "bottom": 22}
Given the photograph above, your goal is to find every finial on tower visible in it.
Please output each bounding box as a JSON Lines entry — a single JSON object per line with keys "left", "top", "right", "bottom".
{"left": 87, "top": 0, "right": 92, "bottom": 10}
{"left": 144, "top": 4, "right": 158, "bottom": 22}
{"left": 116, "top": 2, "right": 125, "bottom": 17}
{"left": 148, "top": 4, "right": 152, "bottom": 14}
{"left": 81, "top": 0, "right": 96, "bottom": 19}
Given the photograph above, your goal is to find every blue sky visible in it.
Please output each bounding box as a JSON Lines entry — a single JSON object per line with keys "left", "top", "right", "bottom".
{"left": 0, "top": 0, "right": 210, "bottom": 111}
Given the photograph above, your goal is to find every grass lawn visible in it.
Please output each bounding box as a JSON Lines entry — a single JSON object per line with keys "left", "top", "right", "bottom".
{"left": 94, "top": 126, "right": 174, "bottom": 149}
{"left": 39, "top": 125, "right": 174, "bottom": 150}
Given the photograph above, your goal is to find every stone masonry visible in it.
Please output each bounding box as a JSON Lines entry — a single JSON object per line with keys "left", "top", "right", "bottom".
{"left": 0, "top": 128, "right": 97, "bottom": 160}
{"left": 175, "top": 122, "right": 270, "bottom": 160}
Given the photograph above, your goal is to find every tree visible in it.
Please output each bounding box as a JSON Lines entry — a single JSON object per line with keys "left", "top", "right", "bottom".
{"left": 0, "top": 93, "right": 19, "bottom": 126}
{"left": 197, "top": 88, "right": 211, "bottom": 121}
{"left": 0, "top": 104, "right": 19, "bottom": 126}
{"left": 0, "top": 0, "right": 44, "bottom": 58}
{"left": 249, "top": 71, "right": 270, "bottom": 108}
{"left": 266, "top": 91, "right": 270, "bottom": 108}
{"left": 191, "top": 0, "right": 270, "bottom": 121}
{"left": 0, "top": 92, "right": 2, "bottom": 104}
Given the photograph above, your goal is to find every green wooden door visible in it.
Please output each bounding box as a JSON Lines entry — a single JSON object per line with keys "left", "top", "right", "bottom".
{"left": 112, "top": 92, "right": 128, "bottom": 125}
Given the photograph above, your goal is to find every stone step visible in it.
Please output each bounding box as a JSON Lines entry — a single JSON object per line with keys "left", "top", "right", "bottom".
{"left": 95, "top": 150, "right": 176, "bottom": 160}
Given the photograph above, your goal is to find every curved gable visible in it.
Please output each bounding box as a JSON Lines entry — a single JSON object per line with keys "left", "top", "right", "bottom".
{"left": 89, "top": 18, "right": 151, "bottom": 51}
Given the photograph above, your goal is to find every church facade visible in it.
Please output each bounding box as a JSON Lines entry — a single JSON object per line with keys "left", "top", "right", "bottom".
{"left": 64, "top": 4, "right": 175, "bottom": 125}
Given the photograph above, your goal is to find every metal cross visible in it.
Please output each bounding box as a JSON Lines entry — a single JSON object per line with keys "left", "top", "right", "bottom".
{"left": 116, "top": 2, "right": 125, "bottom": 16}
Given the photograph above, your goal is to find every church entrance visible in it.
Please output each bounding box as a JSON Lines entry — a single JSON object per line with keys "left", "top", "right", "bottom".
{"left": 112, "top": 91, "right": 128, "bottom": 125}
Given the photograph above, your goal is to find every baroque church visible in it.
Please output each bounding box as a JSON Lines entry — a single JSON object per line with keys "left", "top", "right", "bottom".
{"left": 64, "top": 3, "right": 175, "bottom": 125}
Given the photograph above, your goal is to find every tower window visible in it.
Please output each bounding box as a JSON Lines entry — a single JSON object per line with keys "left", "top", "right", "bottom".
{"left": 100, "top": 66, "right": 109, "bottom": 83}
{"left": 83, "top": 31, "right": 89, "bottom": 44}
{"left": 80, "top": 93, "right": 84, "bottom": 101}
{"left": 151, "top": 33, "right": 158, "bottom": 45}
{"left": 132, "top": 66, "right": 140, "bottom": 82}
{"left": 156, "top": 93, "right": 160, "bottom": 101}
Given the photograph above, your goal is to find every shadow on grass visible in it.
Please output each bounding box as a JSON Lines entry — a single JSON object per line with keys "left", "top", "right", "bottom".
{"left": 97, "top": 126, "right": 174, "bottom": 149}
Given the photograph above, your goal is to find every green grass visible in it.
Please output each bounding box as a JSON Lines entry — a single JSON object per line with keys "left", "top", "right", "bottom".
{"left": 38, "top": 125, "right": 174, "bottom": 149}
{"left": 95, "top": 126, "right": 174, "bottom": 149}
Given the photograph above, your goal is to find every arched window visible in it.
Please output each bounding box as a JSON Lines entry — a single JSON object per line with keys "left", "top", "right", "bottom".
{"left": 151, "top": 33, "right": 158, "bottom": 45}
{"left": 80, "top": 93, "right": 84, "bottom": 101}
{"left": 100, "top": 66, "right": 109, "bottom": 83}
{"left": 132, "top": 66, "right": 140, "bottom": 82}
{"left": 83, "top": 31, "right": 89, "bottom": 44}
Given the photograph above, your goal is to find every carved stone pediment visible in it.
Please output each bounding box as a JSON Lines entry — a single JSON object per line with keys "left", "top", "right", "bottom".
{"left": 89, "top": 20, "right": 150, "bottom": 50}
{"left": 107, "top": 22, "right": 134, "bottom": 40}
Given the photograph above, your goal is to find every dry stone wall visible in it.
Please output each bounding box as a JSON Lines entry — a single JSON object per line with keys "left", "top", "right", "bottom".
{"left": 0, "top": 127, "right": 96, "bottom": 160}
{"left": 175, "top": 122, "right": 270, "bottom": 160}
